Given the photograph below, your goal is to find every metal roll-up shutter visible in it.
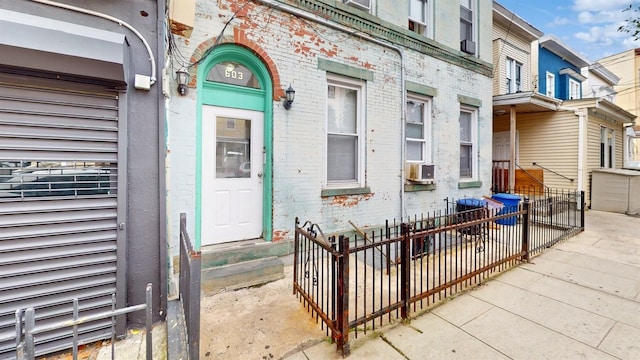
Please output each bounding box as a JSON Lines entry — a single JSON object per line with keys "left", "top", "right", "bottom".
{"left": 0, "top": 73, "right": 121, "bottom": 358}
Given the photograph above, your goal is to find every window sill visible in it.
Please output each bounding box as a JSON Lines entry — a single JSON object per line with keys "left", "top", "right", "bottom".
{"left": 458, "top": 180, "right": 482, "bottom": 189}
{"left": 321, "top": 186, "right": 371, "bottom": 197}
{"left": 404, "top": 182, "right": 436, "bottom": 192}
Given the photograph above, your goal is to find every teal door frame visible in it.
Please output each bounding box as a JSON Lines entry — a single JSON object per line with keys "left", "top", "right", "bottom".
{"left": 195, "top": 44, "right": 274, "bottom": 249}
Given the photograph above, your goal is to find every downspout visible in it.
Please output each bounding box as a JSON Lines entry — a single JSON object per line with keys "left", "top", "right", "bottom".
{"left": 253, "top": 0, "right": 407, "bottom": 219}
{"left": 575, "top": 108, "right": 585, "bottom": 193}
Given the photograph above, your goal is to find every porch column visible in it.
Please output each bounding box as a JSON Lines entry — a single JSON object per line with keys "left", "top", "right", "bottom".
{"left": 509, "top": 105, "right": 516, "bottom": 192}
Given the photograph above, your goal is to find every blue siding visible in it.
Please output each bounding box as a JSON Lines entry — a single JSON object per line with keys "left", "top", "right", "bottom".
{"left": 538, "top": 47, "right": 582, "bottom": 100}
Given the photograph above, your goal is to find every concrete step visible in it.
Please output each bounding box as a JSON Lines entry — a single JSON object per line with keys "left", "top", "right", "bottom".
{"left": 201, "top": 256, "right": 285, "bottom": 295}
{"left": 200, "top": 239, "right": 293, "bottom": 268}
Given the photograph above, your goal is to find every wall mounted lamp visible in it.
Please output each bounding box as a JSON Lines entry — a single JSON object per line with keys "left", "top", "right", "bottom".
{"left": 176, "top": 68, "right": 190, "bottom": 96}
{"left": 283, "top": 85, "right": 295, "bottom": 110}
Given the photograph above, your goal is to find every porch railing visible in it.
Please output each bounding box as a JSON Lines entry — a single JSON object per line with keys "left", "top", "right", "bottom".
{"left": 293, "top": 190, "right": 584, "bottom": 356}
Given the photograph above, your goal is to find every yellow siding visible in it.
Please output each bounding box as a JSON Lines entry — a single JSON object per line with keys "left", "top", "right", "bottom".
{"left": 494, "top": 111, "right": 579, "bottom": 191}
{"left": 586, "top": 115, "right": 626, "bottom": 205}
{"left": 492, "top": 24, "right": 533, "bottom": 95}
{"left": 599, "top": 50, "right": 639, "bottom": 116}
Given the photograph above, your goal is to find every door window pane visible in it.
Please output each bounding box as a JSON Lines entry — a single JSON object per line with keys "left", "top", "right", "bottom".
{"left": 216, "top": 117, "right": 251, "bottom": 178}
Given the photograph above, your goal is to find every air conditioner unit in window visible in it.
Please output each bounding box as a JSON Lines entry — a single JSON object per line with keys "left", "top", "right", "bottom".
{"left": 343, "top": 0, "right": 371, "bottom": 11}
{"left": 460, "top": 39, "right": 476, "bottom": 55}
{"left": 405, "top": 163, "right": 435, "bottom": 183}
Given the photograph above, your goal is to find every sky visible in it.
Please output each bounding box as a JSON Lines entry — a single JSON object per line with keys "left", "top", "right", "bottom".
{"left": 496, "top": 0, "right": 640, "bottom": 62}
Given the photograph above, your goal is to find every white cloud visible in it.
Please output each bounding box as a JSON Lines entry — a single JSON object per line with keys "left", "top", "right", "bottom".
{"left": 550, "top": 16, "right": 570, "bottom": 26}
{"left": 577, "top": 10, "right": 625, "bottom": 24}
{"left": 572, "top": 0, "right": 638, "bottom": 12}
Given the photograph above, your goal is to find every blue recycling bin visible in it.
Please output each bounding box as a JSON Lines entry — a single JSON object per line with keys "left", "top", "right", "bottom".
{"left": 492, "top": 193, "right": 521, "bottom": 225}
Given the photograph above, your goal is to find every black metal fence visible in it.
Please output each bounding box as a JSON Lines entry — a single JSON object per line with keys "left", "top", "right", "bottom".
{"left": 179, "top": 213, "right": 201, "bottom": 360}
{"left": 293, "top": 190, "right": 584, "bottom": 356}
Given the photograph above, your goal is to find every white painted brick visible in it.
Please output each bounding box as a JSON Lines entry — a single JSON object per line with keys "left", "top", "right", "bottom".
{"left": 165, "top": 0, "right": 493, "bottom": 254}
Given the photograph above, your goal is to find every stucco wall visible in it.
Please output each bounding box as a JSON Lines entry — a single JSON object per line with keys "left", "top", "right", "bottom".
{"left": 165, "top": 0, "right": 493, "bottom": 257}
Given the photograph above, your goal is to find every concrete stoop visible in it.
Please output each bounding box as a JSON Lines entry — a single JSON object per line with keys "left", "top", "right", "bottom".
{"left": 202, "top": 256, "right": 285, "bottom": 294}
{"left": 200, "top": 239, "right": 293, "bottom": 295}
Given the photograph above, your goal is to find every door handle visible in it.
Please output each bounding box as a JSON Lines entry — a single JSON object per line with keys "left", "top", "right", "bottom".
{"left": 257, "top": 172, "right": 263, "bottom": 178}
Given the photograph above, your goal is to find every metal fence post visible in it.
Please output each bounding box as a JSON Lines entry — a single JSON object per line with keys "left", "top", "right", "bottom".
{"left": 580, "top": 190, "right": 585, "bottom": 230}
{"left": 522, "top": 199, "right": 530, "bottom": 262}
{"left": 336, "top": 235, "right": 350, "bottom": 357}
{"left": 24, "top": 308, "right": 35, "bottom": 360}
{"left": 400, "top": 223, "right": 411, "bottom": 319}
{"left": 145, "top": 283, "right": 153, "bottom": 360}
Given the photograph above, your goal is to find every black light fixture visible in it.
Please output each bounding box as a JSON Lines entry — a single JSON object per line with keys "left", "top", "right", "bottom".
{"left": 284, "top": 84, "right": 295, "bottom": 110}
{"left": 176, "top": 68, "right": 190, "bottom": 96}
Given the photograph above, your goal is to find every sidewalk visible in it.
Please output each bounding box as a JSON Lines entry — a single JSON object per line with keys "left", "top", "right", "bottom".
{"left": 284, "top": 210, "right": 640, "bottom": 359}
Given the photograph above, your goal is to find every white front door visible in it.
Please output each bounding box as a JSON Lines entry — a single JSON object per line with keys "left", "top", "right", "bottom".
{"left": 202, "top": 106, "right": 264, "bottom": 245}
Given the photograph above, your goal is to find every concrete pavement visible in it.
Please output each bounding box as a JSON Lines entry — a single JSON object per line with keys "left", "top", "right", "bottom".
{"left": 284, "top": 210, "right": 640, "bottom": 360}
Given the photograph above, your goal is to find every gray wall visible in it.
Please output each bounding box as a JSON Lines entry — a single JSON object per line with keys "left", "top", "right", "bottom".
{"left": 0, "top": 0, "right": 166, "bottom": 325}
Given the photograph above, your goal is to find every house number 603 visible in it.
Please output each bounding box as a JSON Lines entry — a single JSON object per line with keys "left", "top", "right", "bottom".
{"left": 224, "top": 69, "right": 244, "bottom": 80}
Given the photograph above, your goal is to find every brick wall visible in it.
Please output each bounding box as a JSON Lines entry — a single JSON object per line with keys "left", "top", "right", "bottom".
{"left": 165, "top": 0, "right": 493, "bottom": 255}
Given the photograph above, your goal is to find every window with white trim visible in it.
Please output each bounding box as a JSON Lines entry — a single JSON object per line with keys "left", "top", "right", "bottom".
{"left": 460, "top": 0, "right": 476, "bottom": 54}
{"left": 545, "top": 72, "right": 555, "bottom": 98}
{"left": 600, "top": 127, "right": 614, "bottom": 168}
{"left": 409, "top": 0, "right": 431, "bottom": 37}
{"left": 406, "top": 95, "right": 432, "bottom": 164}
{"left": 569, "top": 78, "right": 581, "bottom": 99}
{"left": 343, "top": 0, "right": 371, "bottom": 12}
{"left": 506, "top": 58, "right": 522, "bottom": 93}
{"left": 459, "top": 107, "right": 477, "bottom": 179}
{"left": 326, "top": 75, "right": 365, "bottom": 187}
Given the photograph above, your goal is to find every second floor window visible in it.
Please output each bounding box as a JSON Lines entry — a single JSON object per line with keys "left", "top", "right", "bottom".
{"left": 409, "top": 0, "right": 430, "bottom": 37}
{"left": 343, "top": 0, "right": 371, "bottom": 12}
{"left": 506, "top": 58, "right": 522, "bottom": 93}
{"left": 460, "top": 1, "right": 474, "bottom": 45}
{"left": 545, "top": 72, "right": 555, "bottom": 98}
{"left": 569, "top": 79, "right": 581, "bottom": 100}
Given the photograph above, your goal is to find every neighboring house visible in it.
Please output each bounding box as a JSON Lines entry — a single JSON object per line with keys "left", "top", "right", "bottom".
{"left": 491, "top": 0, "right": 547, "bottom": 191}
{"left": 580, "top": 62, "right": 618, "bottom": 102}
{"left": 598, "top": 49, "right": 640, "bottom": 169}
{"left": 165, "top": 0, "right": 494, "bottom": 287}
{"left": 0, "top": 0, "right": 165, "bottom": 357}
{"left": 493, "top": 27, "right": 636, "bottom": 207}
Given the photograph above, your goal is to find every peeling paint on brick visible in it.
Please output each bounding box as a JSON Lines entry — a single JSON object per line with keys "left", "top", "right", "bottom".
{"left": 329, "top": 193, "right": 375, "bottom": 208}
{"left": 272, "top": 230, "right": 290, "bottom": 242}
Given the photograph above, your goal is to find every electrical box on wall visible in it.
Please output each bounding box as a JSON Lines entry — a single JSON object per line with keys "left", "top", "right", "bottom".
{"left": 169, "top": 0, "right": 196, "bottom": 38}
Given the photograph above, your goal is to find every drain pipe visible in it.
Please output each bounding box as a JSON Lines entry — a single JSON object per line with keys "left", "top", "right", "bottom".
{"left": 254, "top": 0, "right": 407, "bottom": 219}
{"left": 575, "top": 108, "right": 585, "bottom": 193}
